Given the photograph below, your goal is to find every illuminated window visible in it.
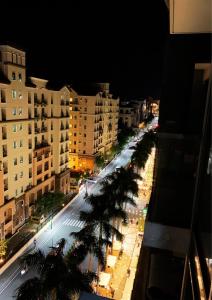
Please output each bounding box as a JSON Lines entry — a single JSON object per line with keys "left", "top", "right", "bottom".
{"left": 18, "top": 108, "right": 22, "bottom": 115}
{"left": 20, "top": 156, "right": 23, "bottom": 163}
{"left": 12, "top": 72, "right": 16, "bottom": 80}
{"left": 18, "top": 73, "right": 22, "bottom": 81}
{"left": 12, "top": 90, "right": 17, "bottom": 99}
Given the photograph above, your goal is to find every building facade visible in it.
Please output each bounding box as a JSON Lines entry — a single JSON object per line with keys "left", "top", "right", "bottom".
{"left": 131, "top": 1, "right": 211, "bottom": 299}
{"left": 0, "top": 45, "right": 70, "bottom": 240}
{"left": 69, "top": 83, "right": 119, "bottom": 171}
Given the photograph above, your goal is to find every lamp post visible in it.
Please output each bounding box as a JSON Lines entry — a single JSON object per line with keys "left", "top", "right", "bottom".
{"left": 84, "top": 180, "right": 88, "bottom": 198}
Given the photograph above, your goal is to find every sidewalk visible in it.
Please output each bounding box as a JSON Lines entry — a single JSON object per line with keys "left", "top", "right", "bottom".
{"left": 107, "top": 224, "right": 142, "bottom": 300}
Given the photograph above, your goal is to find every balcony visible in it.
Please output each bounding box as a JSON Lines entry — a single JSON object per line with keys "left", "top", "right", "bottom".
{"left": 35, "top": 141, "right": 50, "bottom": 149}
{"left": 35, "top": 128, "right": 40, "bottom": 134}
{"left": 41, "top": 113, "right": 47, "bottom": 120}
{"left": 3, "top": 150, "right": 7, "bottom": 157}
{"left": 3, "top": 168, "right": 8, "bottom": 175}
{"left": 41, "top": 99, "right": 47, "bottom": 106}
{"left": 5, "top": 216, "right": 12, "bottom": 224}
{"left": 37, "top": 169, "right": 42, "bottom": 175}
{"left": 34, "top": 99, "right": 41, "bottom": 106}
{"left": 4, "top": 185, "right": 8, "bottom": 192}
{"left": 2, "top": 132, "right": 7, "bottom": 139}
{"left": 34, "top": 114, "right": 40, "bottom": 120}
{"left": 60, "top": 137, "right": 64, "bottom": 143}
{"left": 60, "top": 149, "right": 64, "bottom": 154}
{"left": 60, "top": 161, "right": 64, "bottom": 166}
{"left": 41, "top": 127, "right": 47, "bottom": 133}
{"left": 65, "top": 136, "right": 69, "bottom": 141}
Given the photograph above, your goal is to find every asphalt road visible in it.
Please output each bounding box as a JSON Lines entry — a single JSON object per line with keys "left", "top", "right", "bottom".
{"left": 0, "top": 118, "right": 158, "bottom": 299}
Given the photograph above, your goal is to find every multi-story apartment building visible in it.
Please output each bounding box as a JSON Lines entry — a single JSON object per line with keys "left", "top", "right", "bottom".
{"left": 69, "top": 83, "right": 119, "bottom": 171}
{"left": 131, "top": 1, "right": 211, "bottom": 299}
{"left": 0, "top": 45, "right": 70, "bottom": 240}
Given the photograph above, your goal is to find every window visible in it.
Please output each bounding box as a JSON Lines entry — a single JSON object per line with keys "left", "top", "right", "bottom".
{"left": 74, "top": 133, "right": 77, "bottom": 137}
{"left": 74, "top": 141, "right": 76, "bottom": 145}
{"left": 13, "top": 158, "right": 17, "bottom": 165}
{"left": 18, "top": 73, "right": 22, "bottom": 81}
{"left": 84, "top": 116, "right": 87, "bottom": 120}
{"left": 12, "top": 124, "right": 17, "bottom": 132}
{"left": 19, "top": 92, "right": 23, "bottom": 99}
{"left": 15, "top": 189, "right": 18, "bottom": 196}
{"left": 84, "top": 125, "right": 86, "bottom": 129}
{"left": 74, "top": 125, "right": 77, "bottom": 128}
{"left": 20, "top": 186, "right": 23, "bottom": 193}
{"left": 20, "top": 140, "right": 23, "bottom": 147}
{"left": 83, "top": 150, "right": 86, "bottom": 154}
{"left": 84, "top": 134, "right": 86, "bottom": 137}
{"left": 20, "top": 156, "right": 23, "bottom": 163}
{"left": 13, "top": 141, "right": 17, "bottom": 148}
{"left": 18, "top": 108, "right": 22, "bottom": 115}
{"left": 12, "top": 90, "right": 17, "bottom": 99}
{"left": 12, "top": 72, "right": 16, "bottom": 80}
{"left": 19, "top": 123, "right": 23, "bottom": 131}
{"left": 12, "top": 108, "right": 17, "bottom": 115}
{"left": 84, "top": 142, "right": 86, "bottom": 146}
{"left": 20, "top": 171, "right": 23, "bottom": 178}
{"left": 14, "top": 174, "right": 18, "bottom": 181}
{"left": 84, "top": 108, "right": 87, "bottom": 112}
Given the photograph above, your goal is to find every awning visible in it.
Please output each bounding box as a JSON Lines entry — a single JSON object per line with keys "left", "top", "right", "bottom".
{"left": 113, "top": 240, "right": 122, "bottom": 251}
{"left": 107, "top": 255, "right": 117, "bottom": 268}
{"left": 98, "top": 272, "right": 111, "bottom": 287}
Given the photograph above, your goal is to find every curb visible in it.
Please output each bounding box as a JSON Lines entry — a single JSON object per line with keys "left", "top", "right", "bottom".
{"left": 0, "top": 193, "right": 79, "bottom": 275}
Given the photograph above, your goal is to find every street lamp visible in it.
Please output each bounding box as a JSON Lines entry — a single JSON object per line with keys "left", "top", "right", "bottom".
{"left": 84, "top": 180, "right": 88, "bottom": 198}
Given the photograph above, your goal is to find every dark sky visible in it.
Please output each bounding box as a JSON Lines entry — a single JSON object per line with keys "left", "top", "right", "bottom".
{"left": 0, "top": 0, "right": 169, "bottom": 99}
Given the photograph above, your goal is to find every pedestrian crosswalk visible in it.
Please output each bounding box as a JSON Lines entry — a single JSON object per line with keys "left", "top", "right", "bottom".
{"left": 62, "top": 218, "right": 84, "bottom": 228}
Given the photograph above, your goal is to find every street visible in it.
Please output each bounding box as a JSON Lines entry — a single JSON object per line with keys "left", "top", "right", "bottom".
{"left": 0, "top": 122, "right": 156, "bottom": 299}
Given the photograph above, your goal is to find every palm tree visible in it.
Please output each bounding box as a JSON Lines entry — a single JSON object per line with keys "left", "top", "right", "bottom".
{"left": 131, "top": 130, "right": 156, "bottom": 173}
{"left": 101, "top": 166, "right": 141, "bottom": 236}
{"left": 71, "top": 226, "right": 105, "bottom": 271}
{"left": 16, "top": 277, "right": 43, "bottom": 300}
{"left": 16, "top": 238, "right": 96, "bottom": 300}
{"left": 78, "top": 194, "right": 125, "bottom": 277}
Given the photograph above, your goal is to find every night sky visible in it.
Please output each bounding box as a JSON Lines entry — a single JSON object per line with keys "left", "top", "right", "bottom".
{"left": 0, "top": 0, "right": 168, "bottom": 99}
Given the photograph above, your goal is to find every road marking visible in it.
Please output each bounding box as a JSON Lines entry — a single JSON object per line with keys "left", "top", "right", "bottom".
{"left": 62, "top": 218, "right": 84, "bottom": 228}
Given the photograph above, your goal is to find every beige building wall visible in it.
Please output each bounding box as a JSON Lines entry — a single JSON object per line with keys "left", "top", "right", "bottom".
{"left": 0, "top": 45, "right": 71, "bottom": 240}
{"left": 69, "top": 88, "right": 119, "bottom": 171}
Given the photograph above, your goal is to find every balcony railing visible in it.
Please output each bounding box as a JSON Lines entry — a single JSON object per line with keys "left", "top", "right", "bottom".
{"left": 41, "top": 127, "right": 47, "bottom": 133}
